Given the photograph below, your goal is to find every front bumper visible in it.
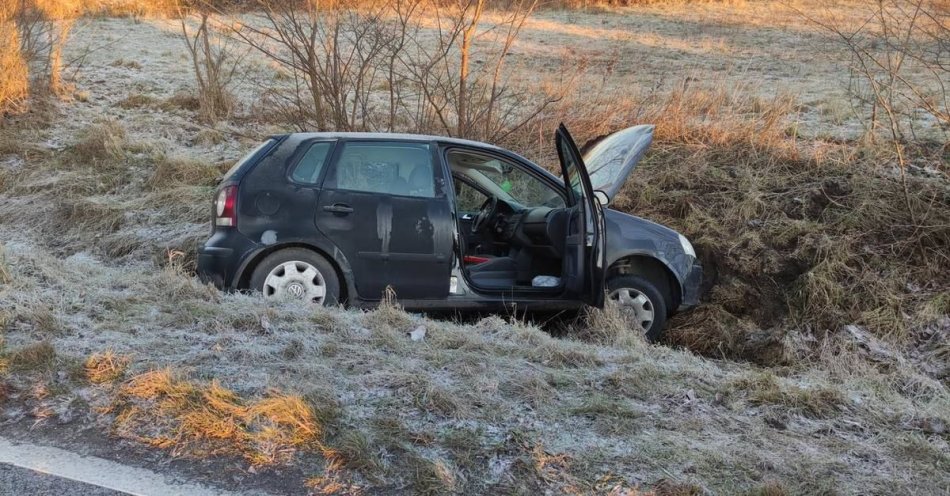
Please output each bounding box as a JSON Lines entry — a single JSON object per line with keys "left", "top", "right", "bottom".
{"left": 678, "top": 260, "right": 703, "bottom": 311}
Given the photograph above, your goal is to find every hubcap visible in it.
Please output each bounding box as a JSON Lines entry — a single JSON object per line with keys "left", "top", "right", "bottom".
{"left": 263, "top": 261, "right": 327, "bottom": 305}
{"left": 608, "top": 287, "right": 655, "bottom": 332}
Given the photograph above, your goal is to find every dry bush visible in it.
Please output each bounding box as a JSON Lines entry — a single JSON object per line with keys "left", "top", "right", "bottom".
{"left": 0, "top": 19, "right": 28, "bottom": 115}
{"left": 179, "top": 11, "right": 238, "bottom": 122}
{"left": 235, "top": 0, "right": 568, "bottom": 140}
{"left": 6, "top": 0, "right": 85, "bottom": 97}
{"left": 92, "top": 0, "right": 184, "bottom": 18}
{"left": 801, "top": 0, "right": 949, "bottom": 140}
{"left": 113, "top": 368, "right": 330, "bottom": 465}
{"left": 32, "top": 0, "right": 82, "bottom": 96}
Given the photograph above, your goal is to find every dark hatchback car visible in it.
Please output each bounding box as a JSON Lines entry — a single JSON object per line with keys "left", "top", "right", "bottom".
{"left": 197, "top": 125, "right": 701, "bottom": 340}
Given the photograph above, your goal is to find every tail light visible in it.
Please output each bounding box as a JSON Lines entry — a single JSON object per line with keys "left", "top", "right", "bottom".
{"left": 215, "top": 185, "right": 237, "bottom": 227}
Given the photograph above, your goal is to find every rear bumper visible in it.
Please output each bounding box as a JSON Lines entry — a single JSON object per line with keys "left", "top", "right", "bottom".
{"left": 196, "top": 230, "right": 255, "bottom": 290}
{"left": 197, "top": 247, "right": 233, "bottom": 289}
{"left": 678, "top": 260, "right": 703, "bottom": 311}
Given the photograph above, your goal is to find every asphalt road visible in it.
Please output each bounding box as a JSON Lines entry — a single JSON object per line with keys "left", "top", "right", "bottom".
{"left": 0, "top": 463, "right": 125, "bottom": 495}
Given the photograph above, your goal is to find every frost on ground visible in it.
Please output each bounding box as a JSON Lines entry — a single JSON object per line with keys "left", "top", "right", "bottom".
{"left": 1, "top": 234, "right": 948, "bottom": 494}
{"left": 0, "top": 5, "right": 948, "bottom": 496}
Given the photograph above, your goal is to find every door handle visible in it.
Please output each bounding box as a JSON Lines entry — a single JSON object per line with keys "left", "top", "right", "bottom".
{"left": 323, "top": 203, "right": 354, "bottom": 214}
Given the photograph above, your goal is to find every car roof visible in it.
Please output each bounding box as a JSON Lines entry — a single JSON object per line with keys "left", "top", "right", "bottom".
{"left": 282, "top": 132, "right": 504, "bottom": 151}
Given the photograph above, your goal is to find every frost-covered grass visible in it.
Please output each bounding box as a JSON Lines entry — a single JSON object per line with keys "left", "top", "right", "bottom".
{"left": 0, "top": 234, "right": 948, "bottom": 493}
{"left": 0, "top": 7, "right": 947, "bottom": 495}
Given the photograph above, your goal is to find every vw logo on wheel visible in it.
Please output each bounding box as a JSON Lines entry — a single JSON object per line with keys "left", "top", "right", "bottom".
{"left": 287, "top": 283, "right": 305, "bottom": 298}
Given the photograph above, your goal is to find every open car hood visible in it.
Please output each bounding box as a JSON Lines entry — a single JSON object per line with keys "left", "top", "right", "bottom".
{"left": 582, "top": 124, "right": 655, "bottom": 205}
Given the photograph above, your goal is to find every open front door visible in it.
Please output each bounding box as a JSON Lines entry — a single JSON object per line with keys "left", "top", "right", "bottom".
{"left": 556, "top": 124, "right": 607, "bottom": 307}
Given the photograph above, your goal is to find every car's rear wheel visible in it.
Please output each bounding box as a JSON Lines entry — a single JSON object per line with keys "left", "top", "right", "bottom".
{"left": 250, "top": 248, "right": 340, "bottom": 306}
{"left": 607, "top": 275, "right": 668, "bottom": 341}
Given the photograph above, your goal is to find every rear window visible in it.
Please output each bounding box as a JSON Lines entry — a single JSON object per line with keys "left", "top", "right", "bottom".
{"left": 290, "top": 141, "right": 334, "bottom": 184}
{"left": 222, "top": 139, "right": 275, "bottom": 181}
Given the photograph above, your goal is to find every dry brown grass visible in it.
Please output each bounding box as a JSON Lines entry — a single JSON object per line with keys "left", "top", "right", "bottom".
{"left": 6, "top": 341, "right": 56, "bottom": 372}
{"left": 146, "top": 155, "right": 221, "bottom": 189}
{"left": 113, "top": 367, "right": 329, "bottom": 466}
{"left": 68, "top": 119, "right": 127, "bottom": 167}
{"left": 516, "top": 82, "right": 950, "bottom": 362}
{"left": 85, "top": 349, "right": 130, "bottom": 384}
{"left": 0, "top": 243, "right": 11, "bottom": 285}
{"left": 115, "top": 93, "right": 158, "bottom": 109}
{"left": 0, "top": 21, "right": 28, "bottom": 116}
{"left": 727, "top": 372, "right": 845, "bottom": 418}
{"left": 573, "top": 301, "right": 647, "bottom": 348}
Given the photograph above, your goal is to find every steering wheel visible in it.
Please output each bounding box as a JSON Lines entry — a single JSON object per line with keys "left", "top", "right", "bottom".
{"left": 471, "top": 196, "right": 498, "bottom": 234}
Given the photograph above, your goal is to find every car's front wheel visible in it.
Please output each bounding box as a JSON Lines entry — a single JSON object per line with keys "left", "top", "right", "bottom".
{"left": 607, "top": 275, "right": 669, "bottom": 341}
{"left": 250, "top": 248, "right": 340, "bottom": 306}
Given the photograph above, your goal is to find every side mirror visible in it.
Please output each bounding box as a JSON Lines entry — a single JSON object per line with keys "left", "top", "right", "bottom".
{"left": 593, "top": 190, "right": 609, "bottom": 206}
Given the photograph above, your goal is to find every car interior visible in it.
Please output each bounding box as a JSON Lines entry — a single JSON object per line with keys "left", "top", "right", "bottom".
{"left": 446, "top": 149, "right": 571, "bottom": 291}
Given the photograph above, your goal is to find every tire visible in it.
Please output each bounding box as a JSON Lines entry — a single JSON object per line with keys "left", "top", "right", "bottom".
{"left": 607, "top": 275, "right": 669, "bottom": 342}
{"left": 249, "top": 248, "right": 340, "bottom": 306}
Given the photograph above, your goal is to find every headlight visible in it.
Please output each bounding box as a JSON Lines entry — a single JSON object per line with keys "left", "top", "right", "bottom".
{"left": 678, "top": 234, "right": 696, "bottom": 258}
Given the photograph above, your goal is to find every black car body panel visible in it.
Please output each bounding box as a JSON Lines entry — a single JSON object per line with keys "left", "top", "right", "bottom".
{"left": 197, "top": 128, "right": 702, "bottom": 315}
{"left": 603, "top": 209, "right": 702, "bottom": 310}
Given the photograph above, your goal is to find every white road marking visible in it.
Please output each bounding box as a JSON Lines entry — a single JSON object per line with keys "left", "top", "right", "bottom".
{"left": 0, "top": 437, "right": 247, "bottom": 496}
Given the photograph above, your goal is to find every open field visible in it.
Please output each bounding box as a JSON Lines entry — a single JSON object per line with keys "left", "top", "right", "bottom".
{"left": 0, "top": 1, "right": 948, "bottom": 494}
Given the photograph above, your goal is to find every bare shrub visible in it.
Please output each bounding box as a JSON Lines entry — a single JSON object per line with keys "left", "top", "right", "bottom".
{"left": 2, "top": 0, "right": 84, "bottom": 102}
{"left": 808, "top": 0, "right": 948, "bottom": 138}
{"left": 796, "top": 3, "right": 949, "bottom": 271}
{"left": 27, "top": 0, "right": 82, "bottom": 96}
{"left": 234, "top": 0, "right": 568, "bottom": 139}
{"left": 235, "top": 0, "right": 407, "bottom": 131}
{"left": 404, "top": 0, "right": 570, "bottom": 141}
{"left": 0, "top": 17, "right": 28, "bottom": 115}
{"left": 179, "top": 9, "right": 239, "bottom": 122}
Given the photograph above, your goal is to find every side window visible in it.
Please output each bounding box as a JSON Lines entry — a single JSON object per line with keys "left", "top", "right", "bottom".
{"left": 290, "top": 141, "right": 334, "bottom": 184}
{"left": 331, "top": 142, "right": 435, "bottom": 198}
{"left": 447, "top": 150, "right": 565, "bottom": 209}
{"left": 454, "top": 178, "right": 488, "bottom": 213}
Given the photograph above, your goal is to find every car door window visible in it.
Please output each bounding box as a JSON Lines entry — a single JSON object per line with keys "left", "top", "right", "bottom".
{"left": 331, "top": 142, "right": 435, "bottom": 198}
{"left": 290, "top": 141, "right": 334, "bottom": 184}
{"left": 448, "top": 150, "right": 564, "bottom": 209}
{"left": 454, "top": 178, "right": 487, "bottom": 214}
